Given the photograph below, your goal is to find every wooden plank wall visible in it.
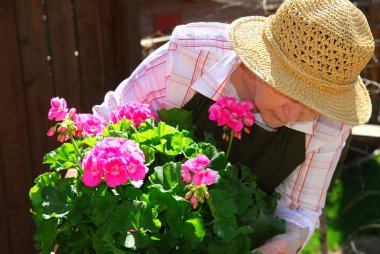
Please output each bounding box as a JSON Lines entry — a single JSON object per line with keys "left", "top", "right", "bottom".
{"left": 0, "top": 0, "right": 140, "bottom": 253}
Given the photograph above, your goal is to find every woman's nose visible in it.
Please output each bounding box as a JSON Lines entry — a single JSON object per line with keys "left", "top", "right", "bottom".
{"left": 283, "top": 100, "right": 304, "bottom": 122}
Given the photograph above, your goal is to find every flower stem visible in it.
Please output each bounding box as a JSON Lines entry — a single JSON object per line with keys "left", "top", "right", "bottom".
{"left": 205, "top": 219, "right": 215, "bottom": 226}
{"left": 70, "top": 136, "right": 83, "bottom": 160}
{"left": 226, "top": 133, "right": 234, "bottom": 159}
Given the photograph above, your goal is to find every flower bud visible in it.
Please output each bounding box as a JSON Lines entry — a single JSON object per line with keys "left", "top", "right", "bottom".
{"left": 185, "top": 193, "right": 191, "bottom": 200}
{"left": 68, "top": 108, "right": 76, "bottom": 118}
{"left": 205, "top": 193, "right": 210, "bottom": 200}
{"left": 190, "top": 195, "right": 197, "bottom": 204}
{"left": 58, "top": 125, "right": 67, "bottom": 133}
{"left": 47, "top": 127, "right": 56, "bottom": 137}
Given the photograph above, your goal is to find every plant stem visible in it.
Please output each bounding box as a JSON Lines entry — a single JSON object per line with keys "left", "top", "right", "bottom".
{"left": 70, "top": 136, "right": 83, "bottom": 160}
{"left": 205, "top": 219, "right": 215, "bottom": 226}
{"left": 226, "top": 133, "right": 234, "bottom": 159}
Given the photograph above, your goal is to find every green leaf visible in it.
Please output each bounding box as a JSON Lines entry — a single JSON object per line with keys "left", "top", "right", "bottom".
{"left": 212, "top": 216, "right": 238, "bottom": 242}
{"left": 149, "top": 162, "right": 186, "bottom": 193}
{"left": 90, "top": 194, "right": 118, "bottom": 227}
{"left": 220, "top": 176, "right": 254, "bottom": 215}
{"left": 40, "top": 178, "right": 77, "bottom": 219}
{"left": 132, "top": 121, "right": 178, "bottom": 145}
{"left": 158, "top": 108, "right": 196, "bottom": 133}
{"left": 170, "top": 133, "right": 194, "bottom": 153}
{"left": 251, "top": 210, "right": 286, "bottom": 247}
{"left": 30, "top": 172, "right": 61, "bottom": 211}
{"left": 77, "top": 136, "right": 97, "bottom": 148}
{"left": 102, "top": 118, "right": 134, "bottom": 138}
{"left": 208, "top": 188, "right": 238, "bottom": 218}
{"left": 140, "top": 145, "right": 155, "bottom": 166}
{"left": 109, "top": 200, "right": 160, "bottom": 235}
{"left": 206, "top": 234, "right": 251, "bottom": 254}
{"left": 119, "top": 230, "right": 149, "bottom": 250}
{"left": 43, "top": 143, "right": 79, "bottom": 171}
{"left": 59, "top": 223, "right": 93, "bottom": 254}
{"left": 186, "top": 218, "right": 206, "bottom": 239}
{"left": 195, "top": 142, "right": 227, "bottom": 171}
{"left": 166, "top": 206, "right": 205, "bottom": 248}
{"left": 33, "top": 217, "right": 58, "bottom": 253}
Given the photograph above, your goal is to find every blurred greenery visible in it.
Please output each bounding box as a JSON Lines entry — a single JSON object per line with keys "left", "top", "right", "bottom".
{"left": 302, "top": 152, "right": 380, "bottom": 254}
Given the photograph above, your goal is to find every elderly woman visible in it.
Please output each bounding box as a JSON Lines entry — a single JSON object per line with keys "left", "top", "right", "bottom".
{"left": 93, "top": 0, "right": 375, "bottom": 253}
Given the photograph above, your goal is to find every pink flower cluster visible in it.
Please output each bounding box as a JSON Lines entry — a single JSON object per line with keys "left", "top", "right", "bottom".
{"left": 82, "top": 137, "right": 148, "bottom": 187}
{"left": 181, "top": 154, "right": 217, "bottom": 209}
{"left": 47, "top": 97, "right": 106, "bottom": 141}
{"left": 181, "top": 154, "right": 217, "bottom": 186}
{"left": 208, "top": 96, "right": 255, "bottom": 140}
{"left": 47, "top": 97, "right": 77, "bottom": 142}
{"left": 74, "top": 114, "right": 105, "bottom": 137}
{"left": 110, "top": 101, "right": 156, "bottom": 128}
{"left": 48, "top": 97, "right": 69, "bottom": 121}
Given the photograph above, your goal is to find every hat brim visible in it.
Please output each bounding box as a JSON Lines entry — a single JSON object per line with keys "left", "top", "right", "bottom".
{"left": 229, "top": 16, "right": 372, "bottom": 126}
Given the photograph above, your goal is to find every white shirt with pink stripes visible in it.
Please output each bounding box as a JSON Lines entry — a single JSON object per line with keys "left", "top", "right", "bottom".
{"left": 93, "top": 22, "right": 352, "bottom": 242}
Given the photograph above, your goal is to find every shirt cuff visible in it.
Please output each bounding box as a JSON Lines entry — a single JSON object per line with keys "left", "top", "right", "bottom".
{"left": 274, "top": 206, "right": 322, "bottom": 249}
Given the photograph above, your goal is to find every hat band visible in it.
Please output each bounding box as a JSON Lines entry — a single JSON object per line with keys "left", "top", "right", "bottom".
{"left": 262, "top": 19, "right": 357, "bottom": 92}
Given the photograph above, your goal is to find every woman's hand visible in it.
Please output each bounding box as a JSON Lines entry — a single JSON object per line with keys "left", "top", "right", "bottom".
{"left": 252, "top": 222, "right": 308, "bottom": 254}
{"left": 65, "top": 168, "right": 78, "bottom": 178}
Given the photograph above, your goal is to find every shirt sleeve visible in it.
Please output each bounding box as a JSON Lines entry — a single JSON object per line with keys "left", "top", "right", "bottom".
{"left": 274, "top": 126, "right": 351, "bottom": 246}
{"left": 92, "top": 42, "right": 170, "bottom": 121}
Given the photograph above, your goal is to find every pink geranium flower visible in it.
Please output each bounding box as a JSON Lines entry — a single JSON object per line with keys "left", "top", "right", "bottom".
{"left": 74, "top": 113, "right": 105, "bottom": 137}
{"left": 209, "top": 96, "right": 255, "bottom": 136}
{"left": 110, "top": 101, "right": 156, "bottom": 127}
{"left": 48, "top": 97, "right": 68, "bottom": 121}
{"left": 208, "top": 96, "right": 255, "bottom": 158}
{"left": 82, "top": 153, "right": 102, "bottom": 187}
{"left": 181, "top": 154, "right": 217, "bottom": 186}
{"left": 82, "top": 137, "right": 148, "bottom": 187}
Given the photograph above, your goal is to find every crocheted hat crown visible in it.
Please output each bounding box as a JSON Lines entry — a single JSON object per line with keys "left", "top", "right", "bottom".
{"left": 268, "top": 0, "right": 374, "bottom": 85}
{"left": 229, "top": 0, "right": 375, "bottom": 125}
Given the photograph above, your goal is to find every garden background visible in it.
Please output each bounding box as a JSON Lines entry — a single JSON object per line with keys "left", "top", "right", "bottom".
{"left": 0, "top": 0, "right": 379, "bottom": 253}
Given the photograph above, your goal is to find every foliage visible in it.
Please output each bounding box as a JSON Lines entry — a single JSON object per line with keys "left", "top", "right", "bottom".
{"left": 302, "top": 152, "right": 380, "bottom": 253}
{"left": 30, "top": 108, "right": 285, "bottom": 254}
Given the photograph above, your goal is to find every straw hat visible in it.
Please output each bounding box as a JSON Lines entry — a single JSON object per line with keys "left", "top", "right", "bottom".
{"left": 229, "top": 0, "right": 375, "bottom": 126}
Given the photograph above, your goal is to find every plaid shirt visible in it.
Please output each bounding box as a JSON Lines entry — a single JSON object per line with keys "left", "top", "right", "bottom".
{"left": 93, "top": 22, "right": 352, "bottom": 241}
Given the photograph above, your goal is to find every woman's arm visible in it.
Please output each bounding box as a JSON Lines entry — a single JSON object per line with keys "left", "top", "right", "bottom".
{"left": 273, "top": 124, "right": 351, "bottom": 251}
{"left": 92, "top": 42, "right": 170, "bottom": 121}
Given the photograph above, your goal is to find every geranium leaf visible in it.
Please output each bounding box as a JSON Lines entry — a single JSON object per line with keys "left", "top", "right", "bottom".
{"left": 120, "top": 230, "right": 149, "bottom": 250}
{"left": 149, "top": 162, "right": 185, "bottom": 192}
{"left": 206, "top": 234, "right": 251, "bottom": 254}
{"left": 90, "top": 194, "right": 118, "bottom": 227}
{"left": 208, "top": 188, "right": 238, "bottom": 217}
{"left": 43, "top": 143, "right": 78, "bottom": 171}
{"left": 212, "top": 216, "right": 238, "bottom": 242}
{"left": 158, "top": 108, "right": 196, "bottom": 133}
{"left": 40, "top": 178, "right": 77, "bottom": 218}
{"left": 170, "top": 133, "right": 194, "bottom": 153}
{"left": 221, "top": 177, "right": 254, "bottom": 215}
{"left": 140, "top": 145, "right": 155, "bottom": 166}
{"left": 102, "top": 118, "right": 133, "bottom": 138}
{"left": 166, "top": 207, "right": 204, "bottom": 248}
{"left": 186, "top": 218, "right": 206, "bottom": 239}
{"left": 30, "top": 172, "right": 61, "bottom": 211}
{"left": 33, "top": 218, "right": 58, "bottom": 254}
{"left": 251, "top": 210, "right": 286, "bottom": 247}
{"left": 195, "top": 142, "right": 227, "bottom": 171}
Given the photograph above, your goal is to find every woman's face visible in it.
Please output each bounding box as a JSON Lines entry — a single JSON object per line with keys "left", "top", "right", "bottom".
{"left": 238, "top": 65, "right": 318, "bottom": 128}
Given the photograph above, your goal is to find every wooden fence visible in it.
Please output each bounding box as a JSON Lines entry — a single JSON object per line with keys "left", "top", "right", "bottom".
{"left": 0, "top": 0, "right": 140, "bottom": 253}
